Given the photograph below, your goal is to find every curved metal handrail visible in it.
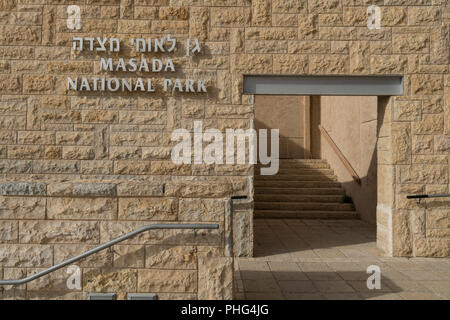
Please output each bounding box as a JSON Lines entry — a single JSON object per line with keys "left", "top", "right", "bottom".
{"left": 0, "top": 223, "right": 218, "bottom": 286}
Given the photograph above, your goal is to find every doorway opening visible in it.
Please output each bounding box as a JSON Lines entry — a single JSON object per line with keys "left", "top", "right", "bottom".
{"left": 234, "top": 76, "right": 402, "bottom": 299}
{"left": 253, "top": 94, "right": 383, "bottom": 258}
{"left": 255, "top": 95, "right": 378, "bottom": 223}
{"left": 251, "top": 90, "right": 394, "bottom": 271}
{"left": 243, "top": 75, "right": 401, "bottom": 256}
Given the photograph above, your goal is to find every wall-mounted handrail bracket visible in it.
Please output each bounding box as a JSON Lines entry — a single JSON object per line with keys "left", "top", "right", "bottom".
{"left": 318, "top": 125, "right": 361, "bottom": 184}
{"left": 231, "top": 195, "right": 248, "bottom": 200}
{"left": 406, "top": 194, "right": 450, "bottom": 199}
{"left": 407, "top": 193, "right": 450, "bottom": 204}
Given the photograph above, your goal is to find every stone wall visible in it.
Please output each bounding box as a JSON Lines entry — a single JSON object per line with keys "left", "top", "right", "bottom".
{"left": 0, "top": 0, "right": 449, "bottom": 299}
{"left": 0, "top": 180, "right": 234, "bottom": 299}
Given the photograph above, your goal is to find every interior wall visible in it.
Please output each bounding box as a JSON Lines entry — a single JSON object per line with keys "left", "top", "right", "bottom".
{"left": 254, "top": 95, "right": 307, "bottom": 159}
{"left": 314, "top": 96, "right": 378, "bottom": 224}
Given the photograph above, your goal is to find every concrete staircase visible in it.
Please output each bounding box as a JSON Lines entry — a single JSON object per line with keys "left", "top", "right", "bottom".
{"left": 254, "top": 159, "right": 359, "bottom": 219}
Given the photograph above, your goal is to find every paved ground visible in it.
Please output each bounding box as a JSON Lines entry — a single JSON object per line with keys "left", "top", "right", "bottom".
{"left": 234, "top": 219, "right": 450, "bottom": 300}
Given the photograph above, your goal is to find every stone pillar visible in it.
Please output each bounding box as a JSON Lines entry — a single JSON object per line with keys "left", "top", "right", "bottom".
{"left": 197, "top": 248, "right": 233, "bottom": 300}
{"left": 232, "top": 199, "right": 254, "bottom": 257}
{"left": 376, "top": 97, "right": 395, "bottom": 256}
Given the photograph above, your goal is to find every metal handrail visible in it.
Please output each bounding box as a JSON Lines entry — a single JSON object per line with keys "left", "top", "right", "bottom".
{"left": 407, "top": 194, "right": 450, "bottom": 199}
{"left": 231, "top": 195, "right": 248, "bottom": 200}
{"left": 0, "top": 223, "right": 218, "bottom": 286}
{"left": 318, "top": 125, "right": 361, "bottom": 184}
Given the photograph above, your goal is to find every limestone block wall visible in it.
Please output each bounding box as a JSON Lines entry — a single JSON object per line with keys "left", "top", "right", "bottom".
{"left": 0, "top": 180, "right": 234, "bottom": 300}
{"left": 0, "top": 1, "right": 448, "bottom": 301}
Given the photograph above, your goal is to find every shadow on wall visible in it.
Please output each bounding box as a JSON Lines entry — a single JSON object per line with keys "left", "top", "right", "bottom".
{"left": 313, "top": 95, "right": 385, "bottom": 225}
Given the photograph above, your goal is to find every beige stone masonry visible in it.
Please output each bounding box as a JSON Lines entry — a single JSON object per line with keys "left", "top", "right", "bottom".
{"left": 0, "top": 180, "right": 233, "bottom": 299}
{"left": 0, "top": 0, "right": 448, "bottom": 299}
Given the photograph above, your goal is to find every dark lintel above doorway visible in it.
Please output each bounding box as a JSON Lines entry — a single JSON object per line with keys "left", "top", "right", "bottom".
{"left": 243, "top": 75, "right": 403, "bottom": 96}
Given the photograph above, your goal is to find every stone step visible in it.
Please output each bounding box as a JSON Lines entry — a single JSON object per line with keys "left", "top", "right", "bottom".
{"left": 254, "top": 180, "right": 342, "bottom": 188}
{"left": 256, "top": 174, "right": 337, "bottom": 181}
{"left": 257, "top": 168, "right": 334, "bottom": 175}
{"left": 279, "top": 159, "right": 328, "bottom": 164}
{"left": 255, "top": 187, "right": 346, "bottom": 195}
{"left": 255, "top": 202, "right": 354, "bottom": 211}
{"left": 254, "top": 194, "right": 345, "bottom": 203}
{"left": 258, "top": 160, "right": 330, "bottom": 169}
{"left": 254, "top": 158, "right": 358, "bottom": 220}
{"left": 254, "top": 210, "right": 360, "bottom": 219}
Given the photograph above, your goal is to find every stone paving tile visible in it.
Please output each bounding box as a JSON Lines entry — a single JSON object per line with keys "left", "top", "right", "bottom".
{"left": 336, "top": 272, "right": 369, "bottom": 281}
{"left": 245, "top": 292, "right": 284, "bottom": 300}
{"left": 263, "top": 253, "right": 295, "bottom": 262}
{"left": 301, "top": 220, "right": 324, "bottom": 226}
{"left": 381, "top": 259, "right": 428, "bottom": 271}
{"left": 437, "top": 292, "right": 450, "bottom": 299}
{"left": 235, "top": 219, "right": 450, "bottom": 300}
{"left": 297, "top": 262, "right": 331, "bottom": 272}
{"left": 326, "top": 261, "right": 366, "bottom": 272}
{"left": 289, "top": 249, "right": 321, "bottom": 260}
{"left": 383, "top": 280, "right": 431, "bottom": 293}
{"left": 407, "top": 259, "right": 450, "bottom": 272}
{"left": 305, "top": 272, "right": 343, "bottom": 281}
{"left": 399, "top": 270, "right": 446, "bottom": 281}
{"left": 267, "top": 261, "right": 301, "bottom": 271}
{"left": 323, "top": 293, "right": 362, "bottom": 300}
{"left": 359, "top": 293, "right": 404, "bottom": 300}
{"left": 238, "top": 260, "right": 270, "bottom": 272}
{"left": 379, "top": 267, "right": 411, "bottom": 280}
{"left": 240, "top": 270, "right": 274, "bottom": 280}
{"left": 298, "top": 262, "right": 343, "bottom": 281}
{"left": 243, "top": 278, "right": 280, "bottom": 292}
{"left": 314, "top": 281, "right": 356, "bottom": 293}
{"left": 234, "top": 279, "right": 245, "bottom": 293}
{"left": 397, "top": 292, "right": 444, "bottom": 300}
{"left": 338, "top": 247, "right": 380, "bottom": 259}
{"left": 347, "top": 280, "right": 393, "bottom": 293}
{"left": 272, "top": 271, "right": 309, "bottom": 281}
{"left": 437, "top": 272, "right": 450, "bottom": 281}
{"left": 284, "top": 293, "right": 324, "bottom": 300}
{"left": 278, "top": 280, "right": 318, "bottom": 293}
{"left": 419, "top": 281, "right": 450, "bottom": 294}
{"left": 268, "top": 261, "right": 309, "bottom": 281}
{"left": 234, "top": 292, "right": 245, "bottom": 300}
{"left": 313, "top": 248, "right": 348, "bottom": 259}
